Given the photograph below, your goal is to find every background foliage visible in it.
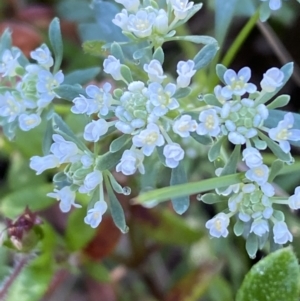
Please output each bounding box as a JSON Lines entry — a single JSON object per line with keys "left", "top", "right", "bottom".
{"left": 0, "top": 0, "right": 300, "bottom": 300}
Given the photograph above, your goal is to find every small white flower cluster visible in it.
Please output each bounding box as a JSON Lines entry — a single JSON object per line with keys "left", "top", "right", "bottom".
{"left": 113, "top": 0, "right": 197, "bottom": 45}
{"left": 71, "top": 55, "right": 198, "bottom": 173}
{"left": 0, "top": 44, "right": 64, "bottom": 137}
{"left": 206, "top": 152, "right": 280, "bottom": 241}
{"left": 200, "top": 65, "right": 300, "bottom": 253}
{"left": 206, "top": 158, "right": 300, "bottom": 248}
{"left": 198, "top": 66, "right": 300, "bottom": 153}
{"left": 29, "top": 134, "right": 108, "bottom": 228}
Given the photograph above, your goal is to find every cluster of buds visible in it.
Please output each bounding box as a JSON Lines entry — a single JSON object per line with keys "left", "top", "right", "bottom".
{"left": 1, "top": 207, "right": 43, "bottom": 252}
{"left": 0, "top": 36, "right": 63, "bottom": 139}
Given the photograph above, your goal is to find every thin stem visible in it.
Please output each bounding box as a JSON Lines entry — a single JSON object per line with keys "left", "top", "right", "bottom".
{"left": 0, "top": 256, "right": 29, "bottom": 300}
{"left": 208, "top": 10, "right": 260, "bottom": 91}
{"left": 221, "top": 10, "right": 260, "bottom": 67}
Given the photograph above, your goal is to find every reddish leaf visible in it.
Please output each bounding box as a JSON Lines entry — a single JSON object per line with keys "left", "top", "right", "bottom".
{"left": 83, "top": 216, "right": 121, "bottom": 260}
{"left": 16, "top": 5, "right": 54, "bottom": 29}
{"left": 0, "top": 21, "right": 42, "bottom": 57}
{"left": 164, "top": 262, "right": 222, "bottom": 301}
{"left": 85, "top": 278, "right": 117, "bottom": 301}
{"left": 130, "top": 206, "right": 202, "bottom": 245}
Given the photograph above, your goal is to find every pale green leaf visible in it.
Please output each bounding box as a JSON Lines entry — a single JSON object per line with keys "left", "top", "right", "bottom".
{"left": 174, "top": 87, "right": 192, "bottom": 99}
{"left": 96, "top": 143, "right": 130, "bottom": 171}
{"left": 52, "top": 113, "right": 89, "bottom": 152}
{"left": 269, "top": 159, "right": 284, "bottom": 182}
{"left": 82, "top": 40, "right": 106, "bottom": 57}
{"left": 236, "top": 248, "right": 300, "bottom": 301}
{"left": 54, "top": 84, "right": 86, "bottom": 101}
{"left": 208, "top": 136, "right": 225, "bottom": 162}
{"left": 111, "top": 42, "right": 125, "bottom": 62}
{"left": 267, "top": 95, "right": 290, "bottom": 110}
{"left": 170, "top": 162, "right": 189, "bottom": 215}
{"left": 120, "top": 65, "right": 133, "bottom": 83}
{"left": 49, "top": 18, "right": 63, "bottom": 73}
{"left": 109, "top": 134, "right": 131, "bottom": 153}
{"left": 63, "top": 67, "right": 101, "bottom": 85}
{"left": 134, "top": 173, "right": 243, "bottom": 204}
{"left": 193, "top": 43, "right": 219, "bottom": 70}
{"left": 153, "top": 47, "right": 164, "bottom": 64}
{"left": 200, "top": 193, "right": 223, "bottom": 204}
{"left": 104, "top": 175, "right": 128, "bottom": 233}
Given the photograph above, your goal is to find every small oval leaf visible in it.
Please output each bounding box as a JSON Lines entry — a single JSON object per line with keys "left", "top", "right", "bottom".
{"left": 236, "top": 247, "right": 300, "bottom": 301}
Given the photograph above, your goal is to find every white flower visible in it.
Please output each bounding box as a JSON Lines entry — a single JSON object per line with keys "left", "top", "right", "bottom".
{"left": 261, "top": 183, "right": 275, "bottom": 197}
{"left": 273, "top": 221, "right": 293, "bottom": 244}
{"left": 85, "top": 83, "right": 112, "bottom": 116}
{"left": 239, "top": 212, "right": 251, "bottom": 222}
{"left": 30, "top": 155, "right": 59, "bottom": 175}
{"left": 228, "top": 191, "right": 243, "bottom": 212}
{"left": 116, "top": 149, "right": 145, "bottom": 175}
{"left": 127, "top": 10, "right": 156, "bottom": 38}
{"left": 163, "top": 143, "right": 184, "bottom": 168}
{"left": 84, "top": 201, "right": 108, "bottom": 228}
{"left": 250, "top": 219, "right": 269, "bottom": 236}
{"left": 221, "top": 67, "right": 257, "bottom": 98}
{"left": 18, "top": 113, "right": 41, "bottom": 131}
{"left": 115, "top": 0, "right": 140, "bottom": 12}
{"left": 263, "top": 207, "right": 273, "bottom": 219}
{"left": 83, "top": 119, "right": 109, "bottom": 142}
{"left": 260, "top": 67, "right": 284, "bottom": 92}
{"left": 132, "top": 123, "right": 164, "bottom": 156}
{"left": 176, "top": 60, "right": 196, "bottom": 88}
{"left": 148, "top": 82, "right": 179, "bottom": 116}
{"left": 71, "top": 95, "right": 93, "bottom": 115}
{"left": 115, "top": 81, "right": 148, "bottom": 134}
{"left": 288, "top": 186, "right": 300, "bottom": 210}
{"left": 153, "top": 9, "right": 169, "bottom": 35}
{"left": 30, "top": 44, "right": 53, "bottom": 68}
{"left": 143, "top": 59, "right": 166, "bottom": 83}
{"left": 228, "top": 132, "right": 246, "bottom": 145}
{"left": 0, "top": 49, "right": 21, "bottom": 77}
{"left": 47, "top": 186, "right": 81, "bottom": 213}
{"left": 50, "top": 134, "right": 80, "bottom": 164}
{"left": 169, "top": 0, "right": 194, "bottom": 20}
{"left": 112, "top": 9, "right": 129, "bottom": 30}
{"left": 205, "top": 213, "right": 230, "bottom": 238}
{"left": 261, "top": 0, "right": 282, "bottom": 11}
{"left": 197, "top": 109, "right": 220, "bottom": 137}
{"left": 214, "top": 85, "right": 230, "bottom": 104}
{"left": 172, "top": 115, "right": 197, "bottom": 137}
{"left": 103, "top": 55, "right": 122, "bottom": 80}
{"left": 82, "top": 170, "right": 103, "bottom": 192}
{"left": 36, "top": 70, "right": 64, "bottom": 107}
{"left": 242, "top": 147, "right": 263, "bottom": 168}
{"left": 268, "top": 113, "right": 300, "bottom": 153}
{"left": 81, "top": 154, "right": 94, "bottom": 168}
{"left": 245, "top": 164, "right": 269, "bottom": 185}
{"left": 0, "top": 91, "right": 25, "bottom": 122}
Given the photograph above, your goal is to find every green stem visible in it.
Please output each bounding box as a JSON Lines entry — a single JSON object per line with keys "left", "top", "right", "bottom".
{"left": 208, "top": 10, "right": 260, "bottom": 91}
{"left": 221, "top": 9, "right": 260, "bottom": 67}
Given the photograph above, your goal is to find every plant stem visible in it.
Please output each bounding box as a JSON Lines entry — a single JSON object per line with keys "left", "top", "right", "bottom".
{"left": 221, "top": 10, "right": 260, "bottom": 67}
{"left": 208, "top": 10, "right": 260, "bottom": 91}
{"left": 0, "top": 256, "right": 29, "bottom": 300}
